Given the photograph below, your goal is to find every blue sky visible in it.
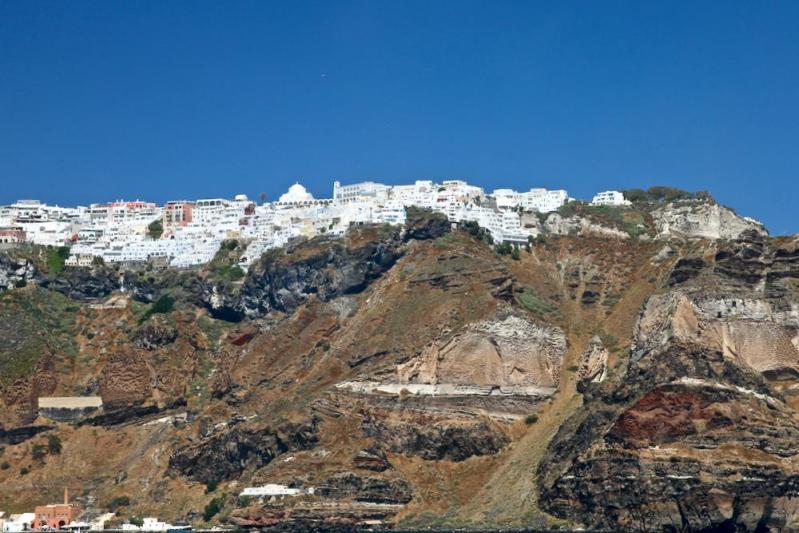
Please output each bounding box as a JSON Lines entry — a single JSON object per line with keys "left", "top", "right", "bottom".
{"left": 1, "top": 1, "right": 798, "bottom": 234}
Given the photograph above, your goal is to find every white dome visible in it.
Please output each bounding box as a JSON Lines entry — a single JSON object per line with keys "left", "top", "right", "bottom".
{"left": 278, "top": 182, "right": 314, "bottom": 203}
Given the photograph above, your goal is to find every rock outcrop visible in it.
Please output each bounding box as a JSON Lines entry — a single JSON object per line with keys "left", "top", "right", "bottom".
{"left": 131, "top": 322, "right": 178, "bottom": 349}
{"left": 0, "top": 255, "right": 36, "bottom": 290}
{"left": 543, "top": 212, "right": 630, "bottom": 239}
{"left": 169, "top": 419, "right": 319, "bottom": 483}
{"left": 362, "top": 415, "right": 509, "bottom": 461}
{"left": 39, "top": 266, "right": 120, "bottom": 300}
{"left": 353, "top": 447, "right": 392, "bottom": 472}
{"left": 397, "top": 313, "right": 566, "bottom": 389}
{"left": 651, "top": 202, "right": 767, "bottom": 240}
{"left": 576, "top": 336, "right": 608, "bottom": 391}
{"left": 316, "top": 472, "right": 413, "bottom": 504}
{"left": 201, "top": 233, "right": 404, "bottom": 321}
{"left": 403, "top": 209, "right": 450, "bottom": 241}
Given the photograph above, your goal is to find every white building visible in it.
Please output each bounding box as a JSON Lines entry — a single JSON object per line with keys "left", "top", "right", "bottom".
{"left": 523, "top": 188, "right": 569, "bottom": 212}
{"left": 65, "top": 253, "right": 95, "bottom": 267}
{"left": 240, "top": 484, "right": 313, "bottom": 498}
{"left": 275, "top": 183, "right": 331, "bottom": 209}
{"left": 591, "top": 190, "right": 631, "bottom": 206}
{"left": 333, "top": 181, "right": 391, "bottom": 204}
{"left": 2, "top": 513, "right": 35, "bottom": 532}
{"left": 492, "top": 188, "right": 568, "bottom": 213}
{"left": 5, "top": 178, "right": 579, "bottom": 271}
{"left": 122, "top": 517, "right": 183, "bottom": 531}
{"left": 389, "top": 180, "right": 436, "bottom": 208}
{"left": 16, "top": 220, "right": 73, "bottom": 247}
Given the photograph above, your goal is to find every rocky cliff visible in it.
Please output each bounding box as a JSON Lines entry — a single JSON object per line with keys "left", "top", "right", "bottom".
{"left": 538, "top": 233, "right": 799, "bottom": 531}
{"left": 1, "top": 201, "right": 798, "bottom": 531}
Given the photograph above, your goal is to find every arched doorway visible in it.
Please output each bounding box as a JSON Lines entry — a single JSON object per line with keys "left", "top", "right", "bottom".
{"left": 59, "top": 520, "right": 66, "bottom": 529}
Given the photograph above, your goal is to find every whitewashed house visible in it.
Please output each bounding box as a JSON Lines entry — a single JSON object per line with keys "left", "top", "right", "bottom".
{"left": 2, "top": 513, "right": 35, "bottom": 532}
{"left": 591, "top": 190, "right": 631, "bottom": 206}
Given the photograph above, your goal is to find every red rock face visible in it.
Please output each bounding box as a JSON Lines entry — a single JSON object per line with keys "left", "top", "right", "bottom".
{"left": 609, "top": 386, "right": 733, "bottom": 447}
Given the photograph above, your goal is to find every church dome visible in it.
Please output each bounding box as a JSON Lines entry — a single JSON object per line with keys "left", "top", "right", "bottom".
{"left": 278, "top": 182, "right": 314, "bottom": 203}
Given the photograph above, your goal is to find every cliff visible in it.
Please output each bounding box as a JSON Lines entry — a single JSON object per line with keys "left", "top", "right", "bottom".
{"left": 0, "top": 201, "right": 797, "bottom": 531}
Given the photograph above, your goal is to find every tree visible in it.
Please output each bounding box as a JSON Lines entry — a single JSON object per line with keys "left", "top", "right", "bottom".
{"left": 622, "top": 188, "right": 648, "bottom": 203}
{"left": 147, "top": 219, "right": 164, "bottom": 240}
{"left": 511, "top": 246, "right": 521, "bottom": 261}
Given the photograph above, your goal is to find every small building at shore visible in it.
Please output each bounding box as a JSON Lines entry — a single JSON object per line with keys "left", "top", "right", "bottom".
{"left": 33, "top": 490, "right": 83, "bottom": 529}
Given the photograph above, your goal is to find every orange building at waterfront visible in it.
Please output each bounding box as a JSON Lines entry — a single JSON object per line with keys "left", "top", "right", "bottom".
{"left": 33, "top": 489, "right": 83, "bottom": 529}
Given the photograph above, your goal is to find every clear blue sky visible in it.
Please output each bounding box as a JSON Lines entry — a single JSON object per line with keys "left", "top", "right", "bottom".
{"left": 1, "top": 1, "right": 797, "bottom": 235}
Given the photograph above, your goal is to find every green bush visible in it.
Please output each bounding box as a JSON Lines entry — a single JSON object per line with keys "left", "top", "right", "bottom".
{"left": 524, "top": 414, "right": 539, "bottom": 425}
{"left": 32, "top": 444, "right": 47, "bottom": 461}
{"left": 46, "top": 246, "right": 70, "bottom": 275}
{"left": 108, "top": 496, "right": 131, "bottom": 510}
{"left": 0, "top": 462, "right": 10, "bottom": 470}
{"left": 20, "top": 466, "right": 30, "bottom": 475}
{"left": 203, "top": 497, "right": 222, "bottom": 521}
{"left": 140, "top": 294, "right": 175, "bottom": 323}
{"left": 622, "top": 186, "right": 712, "bottom": 204}
{"left": 47, "top": 434, "right": 62, "bottom": 454}
{"left": 206, "top": 479, "right": 219, "bottom": 493}
{"left": 495, "top": 242, "right": 513, "bottom": 255}
{"left": 433, "top": 232, "right": 456, "bottom": 248}
{"left": 517, "top": 290, "right": 557, "bottom": 315}
{"left": 217, "top": 265, "right": 245, "bottom": 281}
{"left": 129, "top": 516, "right": 144, "bottom": 527}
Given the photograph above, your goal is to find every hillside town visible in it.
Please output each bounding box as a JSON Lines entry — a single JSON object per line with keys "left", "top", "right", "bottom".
{"left": 0, "top": 180, "right": 632, "bottom": 269}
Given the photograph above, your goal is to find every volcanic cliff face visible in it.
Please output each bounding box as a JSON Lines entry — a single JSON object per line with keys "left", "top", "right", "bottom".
{"left": 539, "top": 233, "right": 799, "bottom": 531}
{"left": 0, "top": 201, "right": 797, "bottom": 531}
